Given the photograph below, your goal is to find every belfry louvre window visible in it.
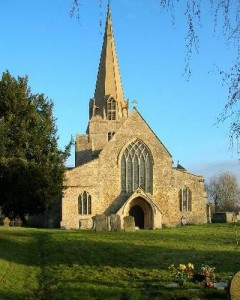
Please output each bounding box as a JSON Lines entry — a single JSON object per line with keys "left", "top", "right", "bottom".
{"left": 179, "top": 187, "right": 192, "bottom": 212}
{"left": 78, "top": 191, "right": 92, "bottom": 215}
{"left": 121, "top": 140, "right": 153, "bottom": 193}
{"left": 107, "top": 98, "right": 116, "bottom": 120}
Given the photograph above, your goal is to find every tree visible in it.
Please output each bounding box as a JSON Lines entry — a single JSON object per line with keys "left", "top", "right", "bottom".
{"left": 0, "top": 71, "right": 72, "bottom": 218}
{"left": 206, "top": 172, "right": 240, "bottom": 212}
{"left": 70, "top": 0, "right": 240, "bottom": 151}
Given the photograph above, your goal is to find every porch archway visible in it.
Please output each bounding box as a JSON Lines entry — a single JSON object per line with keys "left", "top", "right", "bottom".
{"left": 128, "top": 197, "right": 153, "bottom": 229}
{"left": 129, "top": 205, "right": 144, "bottom": 229}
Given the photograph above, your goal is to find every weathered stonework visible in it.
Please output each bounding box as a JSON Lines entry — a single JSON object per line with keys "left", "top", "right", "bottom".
{"left": 123, "top": 216, "right": 135, "bottom": 232}
{"left": 61, "top": 6, "right": 207, "bottom": 230}
{"left": 110, "top": 214, "right": 121, "bottom": 231}
{"left": 230, "top": 271, "right": 240, "bottom": 300}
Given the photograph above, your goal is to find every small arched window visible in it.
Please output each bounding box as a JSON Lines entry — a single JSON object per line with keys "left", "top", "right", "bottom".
{"left": 121, "top": 140, "right": 153, "bottom": 194}
{"left": 107, "top": 98, "right": 116, "bottom": 120}
{"left": 78, "top": 191, "right": 92, "bottom": 215}
{"left": 107, "top": 131, "right": 115, "bottom": 141}
{"left": 179, "top": 187, "right": 192, "bottom": 212}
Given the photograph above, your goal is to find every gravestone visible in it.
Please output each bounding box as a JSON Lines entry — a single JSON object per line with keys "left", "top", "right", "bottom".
{"left": 110, "top": 214, "right": 121, "bottom": 231}
{"left": 3, "top": 217, "right": 10, "bottom": 227}
{"left": 95, "top": 214, "right": 108, "bottom": 231}
{"left": 0, "top": 207, "right": 5, "bottom": 226}
{"left": 14, "top": 215, "right": 22, "bottom": 226}
{"left": 230, "top": 271, "right": 240, "bottom": 300}
{"left": 123, "top": 216, "right": 135, "bottom": 231}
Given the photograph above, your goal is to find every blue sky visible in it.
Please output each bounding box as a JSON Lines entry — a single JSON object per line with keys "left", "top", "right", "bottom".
{"left": 1, "top": 0, "right": 239, "bottom": 182}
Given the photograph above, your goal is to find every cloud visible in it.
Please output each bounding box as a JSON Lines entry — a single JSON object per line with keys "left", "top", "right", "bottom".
{"left": 187, "top": 159, "right": 240, "bottom": 183}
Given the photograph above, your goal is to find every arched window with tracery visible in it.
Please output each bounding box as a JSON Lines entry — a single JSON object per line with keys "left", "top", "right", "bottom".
{"left": 121, "top": 140, "right": 153, "bottom": 194}
{"left": 107, "top": 98, "right": 116, "bottom": 120}
{"left": 179, "top": 187, "right": 192, "bottom": 212}
{"left": 78, "top": 191, "right": 92, "bottom": 215}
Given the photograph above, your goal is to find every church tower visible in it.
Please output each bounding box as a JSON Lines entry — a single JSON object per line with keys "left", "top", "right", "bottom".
{"left": 75, "top": 5, "right": 129, "bottom": 166}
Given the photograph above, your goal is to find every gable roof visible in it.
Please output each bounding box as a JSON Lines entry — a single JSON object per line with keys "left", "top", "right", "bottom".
{"left": 130, "top": 108, "right": 173, "bottom": 159}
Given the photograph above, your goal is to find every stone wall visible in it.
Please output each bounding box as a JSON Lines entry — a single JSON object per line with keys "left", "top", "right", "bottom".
{"left": 61, "top": 109, "right": 207, "bottom": 230}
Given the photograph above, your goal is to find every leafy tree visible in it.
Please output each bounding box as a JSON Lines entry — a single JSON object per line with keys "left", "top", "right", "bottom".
{"left": 206, "top": 172, "right": 240, "bottom": 212}
{"left": 0, "top": 117, "right": 7, "bottom": 157}
{"left": 70, "top": 0, "right": 239, "bottom": 151}
{"left": 0, "top": 71, "right": 72, "bottom": 218}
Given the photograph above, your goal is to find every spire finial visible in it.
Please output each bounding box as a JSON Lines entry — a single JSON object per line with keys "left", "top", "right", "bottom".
{"left": 107, "top": 0, "right": 111, "bottom": 11}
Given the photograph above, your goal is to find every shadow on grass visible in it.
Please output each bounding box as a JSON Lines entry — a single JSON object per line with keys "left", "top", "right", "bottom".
{"left": 34, "top": 272, "right": 228, "bottom": 300}
{"left": 0, "top": 227, "right": 239, "bottom": 272}
{"left": 0, "top": 290, "right": 37, "bottom": 300}
{"left": 0, "top": 226, "right": 237, "bottom": 299}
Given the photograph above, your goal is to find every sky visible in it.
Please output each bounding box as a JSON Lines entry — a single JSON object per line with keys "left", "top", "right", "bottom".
{"left": 1, "top": 0, "right": 239, "bottom": 183}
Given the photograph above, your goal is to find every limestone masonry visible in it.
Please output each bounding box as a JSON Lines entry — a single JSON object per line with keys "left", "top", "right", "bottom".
{"left": 61, "top": 6, "right": 208, "bottom": 230}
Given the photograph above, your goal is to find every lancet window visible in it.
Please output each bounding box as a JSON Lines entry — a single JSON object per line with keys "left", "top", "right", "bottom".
{"left": 107, "top": 98, "right": 116, "bottom": 120}
{"left": 179, "top": 187, "right": 192, "bottom": 212}
{"left": 107, "top": 131, "right": 115, "bottom": 141}
{"left": 78, "top": 191, "right": 92, "bottom": 215}
{"left": 121, "top": 140, "right": 153, "bottom": 194}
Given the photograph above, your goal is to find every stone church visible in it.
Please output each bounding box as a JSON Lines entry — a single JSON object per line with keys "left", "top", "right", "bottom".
{"left": 61, "top": 6, "right": 207, "bottom": 230}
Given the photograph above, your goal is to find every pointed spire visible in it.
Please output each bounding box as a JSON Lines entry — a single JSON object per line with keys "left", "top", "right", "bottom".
{"left": 92, "top": 4, "right": 128, "bottom": 120}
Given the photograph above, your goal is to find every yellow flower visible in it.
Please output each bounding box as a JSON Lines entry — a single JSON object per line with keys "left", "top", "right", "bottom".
{"left": 187, "top": 263, "right": 194, "bottom": 269}
{"left": 179, "top": 264, "right": 186, "bottom": 270}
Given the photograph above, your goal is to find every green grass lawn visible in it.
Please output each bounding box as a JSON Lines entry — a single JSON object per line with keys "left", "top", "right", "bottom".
{"left": 0, "top": 224, "right": 239, "bottom": 300}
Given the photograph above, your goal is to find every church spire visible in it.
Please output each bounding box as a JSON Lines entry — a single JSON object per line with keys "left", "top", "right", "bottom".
{"left": 90, "top": 4, "right": 128, "bottom": 120}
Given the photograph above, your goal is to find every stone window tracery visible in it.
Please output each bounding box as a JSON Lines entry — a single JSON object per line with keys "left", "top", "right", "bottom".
{"left": 78, "top": 191, "right": 92, "bottom": 215}
{"left": 107, "top": 98, "right": 116, "bottom": 120}
{"left": 121, "top": 140, "right": 153, "bottom": 193}
{"left": 179, "top": 187, "right": 192, "bottom": 212}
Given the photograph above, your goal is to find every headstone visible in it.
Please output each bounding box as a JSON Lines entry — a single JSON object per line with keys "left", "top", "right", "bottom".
{"left": 3, "top": 217, "right": 10, "bottom": 227}
{"left": 123, "top": 216, "right": 135, "bottom": 231}
{"left": 47, "top": 218, "right": 54, "bottom": 228}
{"left": 110, "top": 214, "right": 121, "bottom": 231}
{"left": 14, "top": 215, "right": 22, "bottom": 226}
{"left": 0, "top": 207, "right": 5, "bottom": 225}
{"left": 230, "top": 271, "right": 240, "bottom": 300}
{"left": 95, "top": 214, "right": 108, "bottom": 231}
